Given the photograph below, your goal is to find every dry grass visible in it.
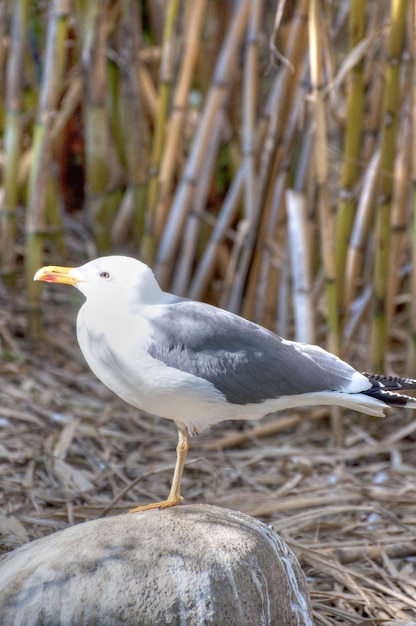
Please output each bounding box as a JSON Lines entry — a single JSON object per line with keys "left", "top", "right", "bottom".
{"left": 1, "top": 257, "right": 416, "bottom": 626}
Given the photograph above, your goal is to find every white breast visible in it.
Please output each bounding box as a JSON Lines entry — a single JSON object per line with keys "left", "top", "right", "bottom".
{"left": 76, "top": 302, "right": 234, "bottom": 429}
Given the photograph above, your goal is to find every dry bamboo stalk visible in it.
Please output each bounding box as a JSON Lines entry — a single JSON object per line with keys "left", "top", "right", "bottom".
{"left": 50, "top": 71, "right": 84, "bottom": 144}
{"left": 202, "top": 410, "right": 327, "bottom": 451}
{"left": 386, "top": 106, "right": 411, "bottom": 333}
{"left": 1, "top": 0, "right": 29, "bottom": 278}
{"left": 136, "top": 60, "right": 158, "bottom": 119}
{"left": 286, "top": 189, "right": 314, "bottom": 343}
{"left": 217, "top": 0, "right": 264, "bottom": 314}
{"left": 187, "top": 166, "right": 246, "bottom": 301}
{"left": 152, "top": 0, "right": 207, "bottom": 247}
{"left": 142, "top": 0, "right": 180, "bottom": 263}
{"left": 256, "top": 176, "right": 287, "bottom": 330}
{"left": 250, "top": 96, "right": 308, "bottom": 328}
{"left": 309, "top": 0, "right": 338, "bottom": 354}
{"left": 172, "top": 111, "right": 225, "bottom": 295}
{"left": 325, "top": 542, "right": 416, "bottom": 566}
{"left": 257, "top": 100, "right": 311, "bottom": 329}
{"left": 155, "top": 0, "right": 251, "bottom": 289}
{"left": 344, "top": 150, "right": 380, "bottom": 311}
{"left": 335, "top": 0, "right": 366, "bottom": 311}
{"left": 25, "top": 0, "right": 71, "bottom": 336}
{"left": 242, "top": 0, "right": 309, "bottom": 321}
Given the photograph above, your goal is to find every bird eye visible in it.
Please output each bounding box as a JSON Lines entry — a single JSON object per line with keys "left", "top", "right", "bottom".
{"left": 99, "top": 271, "right": 111, "bottom": 280}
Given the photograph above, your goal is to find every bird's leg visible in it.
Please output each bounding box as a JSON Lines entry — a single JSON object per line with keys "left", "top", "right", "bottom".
{"left": 129, "top": 424, "right": 189, "bottom": 513}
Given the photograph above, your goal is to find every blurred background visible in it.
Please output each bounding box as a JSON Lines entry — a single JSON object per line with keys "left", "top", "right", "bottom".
{"left": 1, "top": 1, "right": 416, "bottom": 623}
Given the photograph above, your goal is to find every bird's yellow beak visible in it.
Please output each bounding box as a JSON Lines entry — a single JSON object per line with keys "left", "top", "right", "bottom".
{"left": 34, "top": 265, "right": 80, "bottom": 286}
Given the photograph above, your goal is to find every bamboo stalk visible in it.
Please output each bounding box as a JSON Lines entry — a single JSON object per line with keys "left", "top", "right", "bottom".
{"left": 386, "top": 103, "right": 411, "bottom": 333}
{"left": 309, "top": 0, "right": 338, "bottom": 353}
{"left": 241, "top": 0, "right": 309, "bottom": 321}
{"left": 286, "top": 189, "right": 314, "bottom": 343}
{"left": 0, "top": 0, "right": 9, "bottom": 126}
{"left": 1, "top": 0, "right": 29, "bottom": 279}
{"left": 155, "top": 0, "right": 251, "bottom": 289}
{"left": 242, "top": 0, "right": 261, "bottom": 223}
{"left": 142, "top": 0, "right": 180, "bottom": 264}
{"left": 187, "top": 166, "right": 246, "bottom": 301}
{"left": 344, "top": 150, "right": 380, "bottom": 320}
{"left": 409, "top": 2, "right": 416, "bottom": 373}
{"left": 25, "top": 0, "right": 70, "bottom": 336}
{"left": 111, "top": 0, "right": 148, "bottom": 249}
{"left": 335, "top": 0, "right": 366, "bottom": 311}
{"left": 172, "top": 111, "right": 225, "bottom": 295}
{"left": 369, "top": 0, "right": 407, "bottom": 370}
{"left": 309, "top": 0, "right": 343, "bottom": 446}
{"left": 257, "top": 97, "right": 312, "bottom": 329}
{"left": 151, "top": 0, "right": 207, "bottom": 252}
{"left": 77, "top": 0, "right": 116, "bottom": 251}
{"left": 221, "top": 0, "right": 263, "bottom": 314}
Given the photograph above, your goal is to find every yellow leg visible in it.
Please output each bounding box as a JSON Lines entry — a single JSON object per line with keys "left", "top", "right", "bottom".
{"left": 129, "top": 424, "right": 189, "bottom": 513}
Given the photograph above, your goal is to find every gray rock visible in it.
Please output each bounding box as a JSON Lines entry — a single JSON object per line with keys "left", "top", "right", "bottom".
{"left": 0, "top": 505, "right": 313, "bottom": 625}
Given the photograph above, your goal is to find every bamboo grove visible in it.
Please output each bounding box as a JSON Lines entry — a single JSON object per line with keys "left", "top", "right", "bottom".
{"left": 0, "top": 0, "right": 414, "bottom": 375}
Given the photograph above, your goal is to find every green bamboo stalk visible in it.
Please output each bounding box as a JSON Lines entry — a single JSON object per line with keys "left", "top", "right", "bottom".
{"left": 1, "top": 0, "right": 29, "bottom": 279}
{"left": 409, "top": 26, "right": 416, "bottom": 373}
{"left": 0, "top": 0, "right": 10, "bottom": 128}
{"left": 25, "top": 0, "right": 70, "bottom": 336}
{"left": 335, "top": 0, "right": 366, "bottom": 311}
{"left": 369, "top": 0, "right": 407, "bottom": 371}
{"left": 77, "top": 0, "right": 115, "bottom": 251}
{"left": 410, "top": 201, "right": 416, "bottom": 373}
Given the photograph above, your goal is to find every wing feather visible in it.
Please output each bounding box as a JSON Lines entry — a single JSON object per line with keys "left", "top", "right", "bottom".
{"left": 147, "top": 302, "right": 370, "bottom": 405}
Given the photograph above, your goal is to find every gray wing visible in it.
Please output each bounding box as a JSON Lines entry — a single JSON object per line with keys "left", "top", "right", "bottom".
{"left": 147, "top": 301, "right": 368, "bottom": 405}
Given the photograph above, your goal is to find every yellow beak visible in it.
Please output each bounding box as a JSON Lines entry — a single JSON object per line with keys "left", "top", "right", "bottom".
{"left": 34, "top": 265, "right": 80, "bottom": 286}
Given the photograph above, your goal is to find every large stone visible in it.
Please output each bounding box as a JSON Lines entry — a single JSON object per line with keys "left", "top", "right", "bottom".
{"left": 0, "top": 505, "right": 313, "bottom": 625}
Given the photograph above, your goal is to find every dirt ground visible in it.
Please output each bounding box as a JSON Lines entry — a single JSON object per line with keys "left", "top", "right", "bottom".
{"left": 1, "top": 274, "right": 416, "bottom": 625}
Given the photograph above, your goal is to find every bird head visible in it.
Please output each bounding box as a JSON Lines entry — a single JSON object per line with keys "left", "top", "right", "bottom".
{"left": 34, "top": 256, "right": 165, "bottom": 307}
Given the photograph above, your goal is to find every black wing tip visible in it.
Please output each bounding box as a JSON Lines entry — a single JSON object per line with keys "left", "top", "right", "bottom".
{"left": 362, "top": 387, "right": 416, "bottom": 407}
{"left": 362, "top": 372, "right": 416, "bottom": 407}
{"left": 363, "top": 372, "right": 416, "bottom": 390}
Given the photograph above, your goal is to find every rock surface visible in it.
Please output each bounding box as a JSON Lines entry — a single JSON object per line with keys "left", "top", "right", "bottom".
{"left": 0, "top": 504, "right": 313, "bottom": 625}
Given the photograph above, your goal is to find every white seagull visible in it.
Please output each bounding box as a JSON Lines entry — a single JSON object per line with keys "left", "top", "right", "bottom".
{"left": 34, "top": 256, "right": 416, "bottom": 512}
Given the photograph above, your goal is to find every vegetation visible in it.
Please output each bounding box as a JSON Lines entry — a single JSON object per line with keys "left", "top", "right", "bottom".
{"left": 0, "top": 0, "right": 414, "bottom": 373}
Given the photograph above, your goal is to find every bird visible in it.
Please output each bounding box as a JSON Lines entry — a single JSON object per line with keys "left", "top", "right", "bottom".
{"left": 34, "top": 255, "right": 416, "bottom": 512}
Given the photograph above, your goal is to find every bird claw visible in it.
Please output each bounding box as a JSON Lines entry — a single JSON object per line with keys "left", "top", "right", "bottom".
{"left": 128, "top": 496, "right": 182, "bottom": 513}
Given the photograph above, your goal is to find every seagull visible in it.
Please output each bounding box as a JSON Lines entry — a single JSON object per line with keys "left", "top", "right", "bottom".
{"left": 34, "top": 256, "right": 416, "bottom": 512}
